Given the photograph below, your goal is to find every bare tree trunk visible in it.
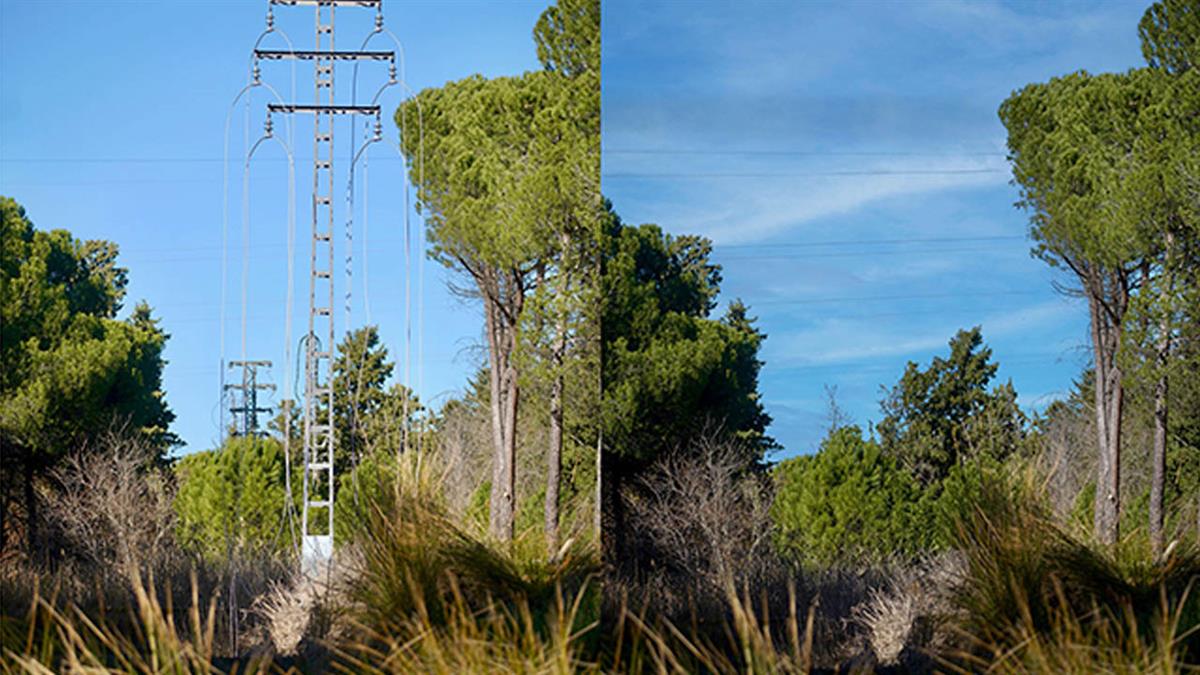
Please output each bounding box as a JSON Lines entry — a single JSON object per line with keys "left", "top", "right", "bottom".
{"left": 1150, "top": 348, "right": 1168, "bottom": 558}
{"left": 484, "top": 298, "right": 511, "bottom": 542}
{"left": 500, "top": 357, "right": 519, "bottom": 543}
{"left": 1089, "top": 283, "right": 1125, "bottom": 547}
{"left": 480, "top": 268, "right": 524, "bottom": 544}
{"left": 545, "top": 321, "right": 565, "bottom": 556}
{"left": 1150, "top": 234, "right": 1173, "bottom": 559}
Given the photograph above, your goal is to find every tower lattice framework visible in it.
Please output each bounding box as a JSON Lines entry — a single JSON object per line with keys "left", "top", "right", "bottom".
{"left": 255, "top": 0, "right": 394, "bottom": 571}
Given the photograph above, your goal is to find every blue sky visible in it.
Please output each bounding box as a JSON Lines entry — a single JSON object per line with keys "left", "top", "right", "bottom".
{"left": 2, "top": 0, "right": 549, "bottom": 453}
{"left": 602, "top": 0, "right": 1150, "bottom": 459}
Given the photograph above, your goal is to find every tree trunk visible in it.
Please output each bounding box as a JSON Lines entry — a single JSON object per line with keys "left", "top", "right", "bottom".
{"left": 545, "top": 321, "right": 566, "bottom": 556}
{"left": 481, "top": 269, "right": 524, "bottom": 544}
{"left": 500, "top": 359, "right": 519, "bottom": 543}
{"left": 484, "top": 299, "right": 511, "bottom": 542}
{"left": 1089, "top": 281, "right": 1124, "bottom": 547}
{"left": 1150, "top": 351, "right": 1168, "bottom": 558}
{"left": 1150, "top": 233, "right": 1173, "bottom": 559}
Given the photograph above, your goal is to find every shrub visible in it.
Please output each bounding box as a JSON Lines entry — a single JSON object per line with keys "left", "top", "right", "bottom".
{"left": 627, "top": 436, "right": 778, "bottom": 612}
{"left": 173, "top": 436, "right": 295, "bottom": 561}
{"left": 772, "top": 426, "right": 934, "bottom": 567}
{"left": 46, "top": 432, "right": 177, "bottom": 576}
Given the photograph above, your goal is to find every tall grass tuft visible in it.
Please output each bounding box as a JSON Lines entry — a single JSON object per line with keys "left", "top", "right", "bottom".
{"left": 0, "top": 568, "right": 275, "bottom": 674}
{"left": 614, "top": 581, "right": 816, "bottom": 675}
{"left": 334, "top": 579, "right": 600, "bottom": 674}
{"left": 941, "top": 466, "right": 1200, "bottom": 673}
{"left": 332, "top": 449, "right": 601, "bottom": 672}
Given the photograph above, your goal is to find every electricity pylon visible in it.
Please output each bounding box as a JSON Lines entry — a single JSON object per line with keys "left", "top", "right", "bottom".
{"left": 226, "top": 360, "right": 275, "bottom": 437}
{"left": 255, "top": 0, "right": 394, "bottom": 575}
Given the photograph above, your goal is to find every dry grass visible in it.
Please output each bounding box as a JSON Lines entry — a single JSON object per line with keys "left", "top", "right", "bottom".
{"left": 938, "top": 467, "right": 1200, "bottom": 673}
{"left": 0, "top": 568, "right": 269, "bottom": 674}
{"left": 852, "top": 553, "right": 963, "bottom": 667}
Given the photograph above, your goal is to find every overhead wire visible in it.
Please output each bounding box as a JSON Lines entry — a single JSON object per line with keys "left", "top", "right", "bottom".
{"left": 112, "top": 233, "right": 1021, "bottom": 259}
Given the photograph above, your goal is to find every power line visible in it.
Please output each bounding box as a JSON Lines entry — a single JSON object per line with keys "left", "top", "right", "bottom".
{"left": 602, "top": 168, "right": 1005, "bottom": 179}
{"left": 603, "top": 148, "right": 1007, "bottom": 157}
{"left": 716, "top": 234, "right": 1024, "bottom": 249}
{"left": 717, "top": 245, "right": 1026, "bottom": 262}
{"left": 752, "top": 290, "right": 1046, "bottom": 306}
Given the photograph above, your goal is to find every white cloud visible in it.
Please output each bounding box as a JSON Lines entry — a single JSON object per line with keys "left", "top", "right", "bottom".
{"left": 690, "top": 156, "right": 1009, "bottom": 245}
{"left": 769, "top": 299, "right": 1072, "bottom": 367}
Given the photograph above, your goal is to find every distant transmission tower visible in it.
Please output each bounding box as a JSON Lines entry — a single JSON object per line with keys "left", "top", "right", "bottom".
{"left": 253, "top": 0, "right": 395, "bottom": 574}
{"left": 226, "top": 360, "right": 275, "bottom": 437}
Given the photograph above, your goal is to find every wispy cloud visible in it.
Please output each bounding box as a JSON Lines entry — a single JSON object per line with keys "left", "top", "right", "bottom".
{"left": 769, "top": 299, "right": 1073, "bottom": 367}
{"left": 694, "top": 159, "right": 1009, "bottom": 244}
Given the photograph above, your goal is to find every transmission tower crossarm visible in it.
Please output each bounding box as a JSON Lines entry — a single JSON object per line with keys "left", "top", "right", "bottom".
{"left": 256, "top": 49, "right": 393, "bottom": 61}
{"left": 270, "top": 0, "right": 380, "bottom": 6}
{"left": 268, "top": 103, "right": 381, "bottom": 115}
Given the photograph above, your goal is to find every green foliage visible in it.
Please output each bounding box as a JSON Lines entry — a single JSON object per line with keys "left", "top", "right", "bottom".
{"left": 933, "top": 455, "right": 1006, "bottom": 547}
{"left": 0, "top": 197, "right": 176, "bottom": 460}
{"left": 400, "top": 72, "right": 558, "bottom": 276}
{"left": 1, "top": 196, "right": 175, "bottom": 553}
{"left": 1000, "top": 69, "right": 1157, "bottom": 273}
{"left": 877, "top": 327, "right": 1025, "bottom": 484}
{"left": 771, "top": 426, "right": 932, "bottom": 567}
{"left": 534, "top": 0, "right": 599, "bottom": 79}
{"left": 1140, "top": 0, "right": 1200, "bottom": 74}
{"left": 335, "top": 448, "right": 398, "bottom": 544}
{"left": 326, "top": 326, "right": 423, "bottom": 475}
{"left": 331, "top": 326, "right": 393, "bottom": 462}
{"left": 601, "top": 216, "right": 773, "bottom": 464}
{"left": 173, "top": 436, "right": 293, "bottom": 561}
{"left": 462, "top": 481, "right": 492, "bottom": 534}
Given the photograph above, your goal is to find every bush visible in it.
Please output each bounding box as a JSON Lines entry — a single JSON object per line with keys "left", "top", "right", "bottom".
{"left": 626, "top": 436, "right": 778, "bottom": 613}
{"left": 173, "top": 436, "right": 295, "bottom": 561}
{"left": 772, "top": 426, "right": 934, "bottom": 567}
{"left": 46, "top": 432, "right": 177, "bottom": 576}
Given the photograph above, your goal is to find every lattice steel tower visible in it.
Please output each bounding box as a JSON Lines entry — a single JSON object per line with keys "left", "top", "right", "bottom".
{"left": 226, "top": 360, "right": 275, "bottom": 437}
{"left": 255, "top": 0, "right": 394, "bottom": 571}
